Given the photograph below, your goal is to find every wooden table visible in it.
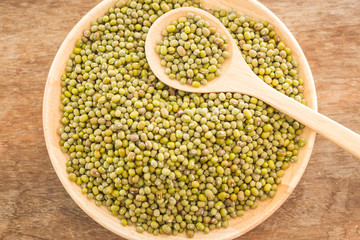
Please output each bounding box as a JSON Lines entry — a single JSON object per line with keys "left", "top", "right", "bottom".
{"left": 1, "top": 0, "right": 359, "bottom": 239}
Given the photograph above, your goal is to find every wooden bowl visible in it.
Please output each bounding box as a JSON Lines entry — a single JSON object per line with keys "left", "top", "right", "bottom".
{"left": 43, "top": 0, "right": 317, "bottom": 239}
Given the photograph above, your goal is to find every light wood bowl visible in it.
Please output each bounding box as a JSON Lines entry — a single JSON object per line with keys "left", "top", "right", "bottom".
{"left": 43, "top": 0, "right": 317, "bottom": 239}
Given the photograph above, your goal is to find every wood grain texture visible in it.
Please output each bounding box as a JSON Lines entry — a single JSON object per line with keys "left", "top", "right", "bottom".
{"left": 1, "top": 0, "right": 360, "bottom": 240}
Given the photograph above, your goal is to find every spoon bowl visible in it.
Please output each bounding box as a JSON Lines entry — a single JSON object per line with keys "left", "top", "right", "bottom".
{"left": 146, "top": 7, "right": 240, "bottom": 93}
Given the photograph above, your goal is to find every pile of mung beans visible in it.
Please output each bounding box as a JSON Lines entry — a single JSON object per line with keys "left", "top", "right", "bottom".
{"left": 59, "top": 0, "right": 307, "bottom": 237}
{"left": 156, "top": 13, "right": 230, "bottom": 87}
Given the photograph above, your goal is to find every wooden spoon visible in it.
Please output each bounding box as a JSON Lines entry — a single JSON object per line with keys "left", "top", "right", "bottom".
{"left": 145, "top": 7, "right": 360, "bottom": 158}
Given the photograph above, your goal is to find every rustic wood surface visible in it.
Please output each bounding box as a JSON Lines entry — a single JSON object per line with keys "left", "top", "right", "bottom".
{"left": 1, "top": 0, "right": 359, "bottom": 239}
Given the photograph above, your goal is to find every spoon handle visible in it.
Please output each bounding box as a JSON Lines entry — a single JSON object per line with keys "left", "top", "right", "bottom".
{"left": 255, "top": 83, "right": 360, "bottom": 158}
